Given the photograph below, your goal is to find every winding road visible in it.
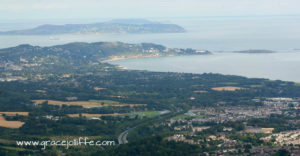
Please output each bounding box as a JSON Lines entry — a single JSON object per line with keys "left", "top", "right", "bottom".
{"left": 117, "top": 110, "right": 172, "bottom": 145}
{"left": 118, "top": 129, "right": 129, "bottom": 144}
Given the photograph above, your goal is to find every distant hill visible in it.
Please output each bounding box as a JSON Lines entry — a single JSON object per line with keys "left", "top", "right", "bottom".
{"left": 0, "top": 42, "right": 210, "bottom": 71}
{"left": 105, "top": 19, "right": 160, "bottom": 25}
{"left": 0, "top": 19, "right": 185, "bottom": 35}
{"left": 234, "top": 49, "right": 276, "bottom": 54}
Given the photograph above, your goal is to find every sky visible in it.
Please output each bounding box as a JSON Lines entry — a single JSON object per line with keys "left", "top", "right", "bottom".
{"left": 0, "top": 0, "right": 300, "bottom": 20}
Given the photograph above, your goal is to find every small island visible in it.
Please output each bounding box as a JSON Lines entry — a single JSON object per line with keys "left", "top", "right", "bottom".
{"left": 0, "top": 19, "right": 186, "bottom": 35}
{"left": 234, "top": 49, "right": 276, "bottom": 54}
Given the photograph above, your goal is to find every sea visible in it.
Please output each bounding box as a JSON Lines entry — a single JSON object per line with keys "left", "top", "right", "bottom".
{"left": 1, "top": 16, "right": 300, "bottom": 82}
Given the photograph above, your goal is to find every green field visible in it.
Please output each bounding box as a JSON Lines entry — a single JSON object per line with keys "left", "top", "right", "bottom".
{"left": 131, "top": 111, "right": 160, "bottom": 119}
{"left": 250, "top": 85, "right": 264, "bottom": 88}
{"left": 88, "top": 100, "right": 120, "bottom": 105}
{"left": 0, "top": 146, "right": 29, "bottom": 152}
{"left": 172, "top": 114, "right": 205, "bottom": 120}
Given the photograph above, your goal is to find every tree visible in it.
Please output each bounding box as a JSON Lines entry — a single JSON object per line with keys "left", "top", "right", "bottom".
{"left": 274, "top": 149, "right": 291, "bottom": 156}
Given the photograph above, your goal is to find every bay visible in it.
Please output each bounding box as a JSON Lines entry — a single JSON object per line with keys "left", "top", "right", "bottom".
{"left": 111, "top": 52, "right": 300, "bottom": 82}
{"left": 1, "top": 16, "right": 300, "bottom": 82}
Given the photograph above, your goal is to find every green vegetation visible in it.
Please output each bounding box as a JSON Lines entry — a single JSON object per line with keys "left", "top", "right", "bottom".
{"left": 172, "top": 114, "right": 204, "bottom": 119}
{"left": 131, "top": 111, "right": 160, "bottom": 119}
{"left": 88, "top": 100, "right": 120, "bottom": 105}
{"left": 96, "top": 136, "right": 201, "bottom": 156}
{"left": 0, "top": 42, "right": 300, "bottom": 155}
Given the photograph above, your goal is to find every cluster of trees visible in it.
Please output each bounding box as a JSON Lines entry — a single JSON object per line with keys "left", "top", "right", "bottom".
{"left": 1, "top": 42, "right": 300, "bottom": 155}
{"left": 1, "top": 42, "right": 300, "bottom": 112}
{"left": 2, "top": 70, "right": 300, "bottom": 112}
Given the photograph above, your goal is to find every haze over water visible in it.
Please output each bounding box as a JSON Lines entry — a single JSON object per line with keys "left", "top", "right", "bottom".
{"left": 1, "top": 16, "right": 300, "bottom": 82}
{"left": 1, "top": 16, "right": 300, "bottom": 51}
{"left": 111, "top": 52, "right": 300, "bottom": 83}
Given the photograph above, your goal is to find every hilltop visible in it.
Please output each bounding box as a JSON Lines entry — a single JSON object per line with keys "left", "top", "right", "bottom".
{"left": 0, "top": 41, "right": 210, "bottom": 68}
{"left": 0, "top": 19, "right": 186, "bottom": 35}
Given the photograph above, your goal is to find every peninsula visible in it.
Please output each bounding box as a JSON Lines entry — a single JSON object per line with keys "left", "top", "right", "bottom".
{"left": 0, "top": 19, "right": 186, "bottom": 35}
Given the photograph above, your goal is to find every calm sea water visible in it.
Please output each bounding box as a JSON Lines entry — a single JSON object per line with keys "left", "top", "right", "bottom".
{"left": 111, "top": 52, "right": 300, "bottom": 82}
{"left": 1, "top": 16, "right": 300, "bottom": 82}
{"left": 1, "top": 16, "right": 300, "bottom": 51}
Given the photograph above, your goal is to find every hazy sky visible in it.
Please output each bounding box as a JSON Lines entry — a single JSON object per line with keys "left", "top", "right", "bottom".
{"left": 1, "top": 0, "right": 300, "bottom": 20}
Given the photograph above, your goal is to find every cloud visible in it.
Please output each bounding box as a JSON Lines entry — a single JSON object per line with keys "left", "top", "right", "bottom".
{"left": 0, "top": 0, "right": 299, "bottom": 20}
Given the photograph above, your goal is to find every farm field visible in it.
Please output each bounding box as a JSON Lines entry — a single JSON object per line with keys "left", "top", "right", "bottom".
{"left": 0, "top": 112, "right": 29, "bottom": 116}
{"left": 193, "top": 90, "right": 208, "bottom": 93}
{"left": 172, "top": 114, "right": 205, "bottom": 120}
{"left": 131, "top": 111, "right": 160, "bottom": 119}
{"left": 0, "top": 115, "right": 25, "bottom": 129}
{"left": 211, "top": 86, "right": 244, "bottom": 91}
{"left": 68, "top": 113, "right": 122, "bottom": 118}
{"left": 68, "top": 111, "right": 162, "bottom": 119}
{"left": 32, "top": 100, "right": 147, "bottom": 108}
{"left": 0, "top": 138, "right": 14, "bottom": 144}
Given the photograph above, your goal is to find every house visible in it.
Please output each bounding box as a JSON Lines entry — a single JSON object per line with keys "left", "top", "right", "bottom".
{"left": 192, "top": 126, "right": 210, "bottom": 133}
{"left": 66, "top": 97, "right": 78, "bottom": 101}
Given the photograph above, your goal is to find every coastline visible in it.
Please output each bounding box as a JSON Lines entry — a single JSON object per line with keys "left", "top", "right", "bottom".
{"left": 102, "top": 52, "right": 300, "bottom": 83}
{"left": 101, "top": 54, "right": 177, "bottom": 63}
{"left": 101, "top": 52, "right": 212, "bottom": 63}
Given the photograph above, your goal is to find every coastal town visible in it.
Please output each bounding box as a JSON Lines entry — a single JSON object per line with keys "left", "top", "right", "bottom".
{"left": 162, "top": 97, "right": 300, "bottom": 155}
{"left": 168, "top": 97, "right": 299, "bottom": 126}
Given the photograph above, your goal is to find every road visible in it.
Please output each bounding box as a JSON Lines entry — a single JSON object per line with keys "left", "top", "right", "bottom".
{"left": 117, "top": 110, "right": 179, "bottom": 145}
{"left": 118, "top": 129, "right": 129, "bottom": 144}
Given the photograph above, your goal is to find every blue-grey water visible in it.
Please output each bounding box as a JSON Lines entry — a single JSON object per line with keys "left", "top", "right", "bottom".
{"left": 111, "top": 52, "right": 300, "bottom": 82}
{"left": 1, "top": 16, "right": 300, "bottom": 82}
{"left": 1, "top": 16, "right": 300, "bottom": 51}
